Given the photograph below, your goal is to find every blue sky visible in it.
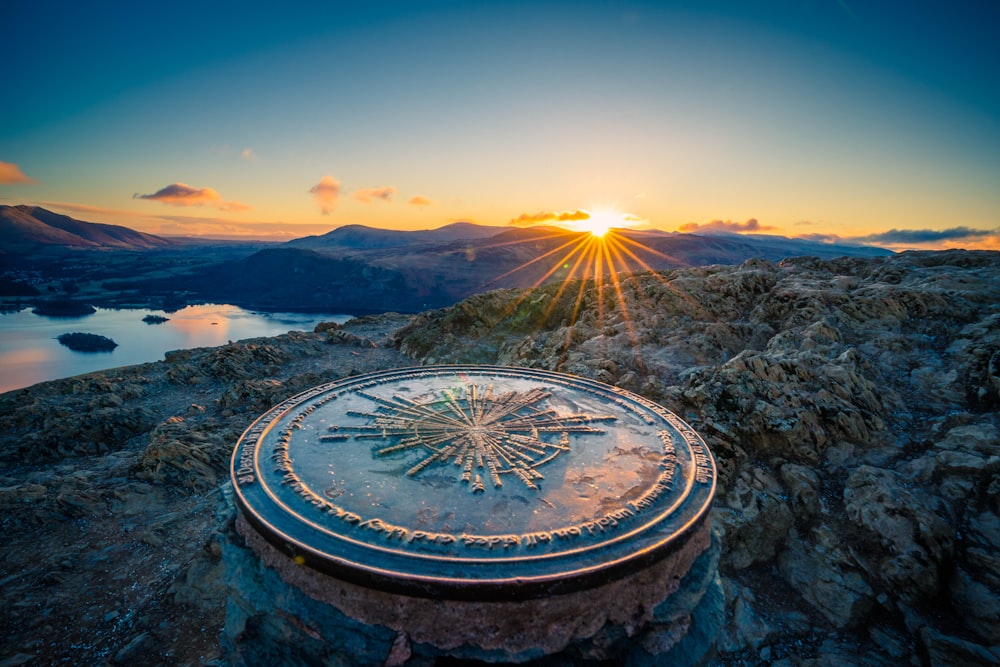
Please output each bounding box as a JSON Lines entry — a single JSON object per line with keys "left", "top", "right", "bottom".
{"left": 2, "top": 1, "right": 998, "bottom": 248}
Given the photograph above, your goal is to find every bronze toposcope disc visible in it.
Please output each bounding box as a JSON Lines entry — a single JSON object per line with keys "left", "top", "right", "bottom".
{"left": 231, "top": 365, "right": 716, "bottom": 600}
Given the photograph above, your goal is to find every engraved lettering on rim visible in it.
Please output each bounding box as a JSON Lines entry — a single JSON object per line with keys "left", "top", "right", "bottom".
{"left": 229, "top": 366, "right": 718, "bottom": 598}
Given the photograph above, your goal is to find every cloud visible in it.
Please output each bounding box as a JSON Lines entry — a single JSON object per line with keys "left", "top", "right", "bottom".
{"left": 509, "top": 210, "right": 591, "bottom": 226}
{"left": 353, "top": 186, "right": 397, "bottom": 203}
{"left": 678, "top": 218, "right": 774, "bottom": 234}
{"left": 853, "top": 226, "right": 995, "bottom": 244}
{"left": 0, "top": 160, "right": 38, "bottom": 185}
{"left": 241, "top": 147, "right": 258, "bottom": 162}
{"left": 796, "top": 233, "right": 843, "bottom": 244}
{"left": 137, "top": 183, "right": 222, "bottom": 206}
{"left": 792, "top": 226, "right": 1000, "bottom": 250}
{"left": 309, "top": 175, "right": 341, "bottom": 214}
{"left": 223, "top": 201, "right": 252, "bottom": 212}
{"left": 135, "top": 182, "right": 251, "bottom": 211}
{"left": 149, "top": 215, "right": 332, "bottom": 240}
{"left": 408, "top": 195, "right": 433, "bottom": 207}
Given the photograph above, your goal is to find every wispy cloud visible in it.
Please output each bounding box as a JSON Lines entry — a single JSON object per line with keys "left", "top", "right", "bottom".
{"left": 134, "top": 182, "right": 251, "bottom": 211}
{"left": 150, "top": 215, "right": 331, "bottom": 240}
{"left": 241, "top": 147, "right": 258, "bottom": 162}
{"left": 309, "top": 175, "right": 341, "bottom": 214}
{"left": 509, "top": 210, "right": 591, "bottom": 226}
{"left": 852, "top": 226, "right": 995, "bottom": 244}
{"left": 408, "top": 195, "right": 433, "bottom": 207}
{"left": 796, "top": 226, "right": 1000, "bottom": 250}
{"left": 353, "top": 186, "right": 397, "bottom": 203}
{"left": 0, "top": 160, "right": 38, "bottom": 185}
{"left": 678, "top": 218, "right": 774, "bottom": 234}
{"left": 796, "top": 233, "right": 842, "bottom": 244}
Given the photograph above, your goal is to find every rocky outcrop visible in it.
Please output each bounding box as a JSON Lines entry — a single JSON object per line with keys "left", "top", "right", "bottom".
{"left": 2, "top": 252, "right": 999, "bottom": 665}
{"left": 0, "top": 374, "right": 154, "bottom": 463}
{"left": 0, "top": 315, "right": 414, "bottom": 665}
{"left": 395, "top": 250, "right": 1000, "bottom": 664}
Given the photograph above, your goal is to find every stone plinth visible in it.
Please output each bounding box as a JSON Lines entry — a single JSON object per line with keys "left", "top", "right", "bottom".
{"left": 225, "top": 366, "right": 719, "bottom": 664}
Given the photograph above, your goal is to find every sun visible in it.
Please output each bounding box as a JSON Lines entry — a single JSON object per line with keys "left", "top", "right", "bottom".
{"left": 576, "top": 209, "right": 623, "bottom": 238}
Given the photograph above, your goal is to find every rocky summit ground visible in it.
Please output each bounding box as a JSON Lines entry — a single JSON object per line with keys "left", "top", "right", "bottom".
{"left": 1, "top": 250, "right": 999, "bottom": 666}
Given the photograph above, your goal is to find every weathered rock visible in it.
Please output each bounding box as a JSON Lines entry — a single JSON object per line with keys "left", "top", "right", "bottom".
{"left": 165, "top": 337, "right": 306, "bottom": 385}
{"left": 217, "top": 378, "right": 286, "bottom": 414}
{"left": 779, "top": 526, "right": 875, "bottom": 628}
{"left": 794, "top": 637, "right": 902, "bottom": 667}
{"left": 919, "top": 626, "right": 1000, "bottom": 667}
{"left": 0, "top": 374, "right": 153, "bottom": 462}
{"left": 844, "top": 465, "right": 954, "bottom": 605}
{"left": 682, "top": 346, "right": 893, "bottom": 463}
{"left": 716, "top": 580, "right": 773, "bottom": 653}
{"left": 780, "top": 463, "right": 822, "bottom": 516}
{"left": 135, "top": 416, "right": 224, "bottom": 491}
{"left": 948, "top": 502, "right": 1000, "bottom": 644}
{"left": 113, "top": 631, "right": 152, "bottom": 664}
{"left": 324, "top": 328, "right": 377, "bottom": 347}
{"left": 713, "top": 466, "right": 794, "bottom": 570}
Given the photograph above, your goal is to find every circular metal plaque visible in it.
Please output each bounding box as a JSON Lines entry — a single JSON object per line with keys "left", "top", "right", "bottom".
{"left": 231, "top": 365, "right": 715, "bottom": 599}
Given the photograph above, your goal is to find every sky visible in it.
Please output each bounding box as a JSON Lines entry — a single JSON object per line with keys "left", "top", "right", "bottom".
{"left": 1, "top": 0, "right": 998, "bottom": 249}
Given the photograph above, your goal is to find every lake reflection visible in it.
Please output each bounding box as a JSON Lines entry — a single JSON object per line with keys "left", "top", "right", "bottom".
{"left": 0, "top": 304, "right": 352, "bottom": 394}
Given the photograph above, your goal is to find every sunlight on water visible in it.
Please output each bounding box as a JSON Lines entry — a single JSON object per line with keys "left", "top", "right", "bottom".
{"left": 0, "top": 304, "right": 352, "bottom": 394}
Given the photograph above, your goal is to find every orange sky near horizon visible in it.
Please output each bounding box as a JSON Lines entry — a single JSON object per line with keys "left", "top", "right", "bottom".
{"left": 2, "top": 3, "right": 998, "bottom": 252}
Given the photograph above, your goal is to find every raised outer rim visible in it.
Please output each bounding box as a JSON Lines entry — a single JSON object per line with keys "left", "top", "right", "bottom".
{"left": 230, "top": 365, "right": 716, "bottom": 601}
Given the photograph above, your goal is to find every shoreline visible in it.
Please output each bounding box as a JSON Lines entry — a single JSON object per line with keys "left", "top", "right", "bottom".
{"left": 0, "top": 305, "right": 366, "bottom": 395}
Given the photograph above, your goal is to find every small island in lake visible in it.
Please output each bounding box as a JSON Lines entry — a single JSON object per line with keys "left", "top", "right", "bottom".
{"left": 57, "top": 332, "right": 118, "bottom": 352}
{"left": 33, "top": 300, "right": 97, "bottom": 317}
{"left": 142, "top": 314, "right": 169, "bottom": 324}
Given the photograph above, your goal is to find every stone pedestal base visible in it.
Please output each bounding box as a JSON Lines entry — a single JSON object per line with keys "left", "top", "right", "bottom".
{"left": 222, "top": 500, "right": 722, "bottom": 666}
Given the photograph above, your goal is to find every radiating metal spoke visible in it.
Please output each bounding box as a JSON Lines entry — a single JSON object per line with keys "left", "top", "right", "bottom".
{"left": 328, "top": 383, "right": 615, "bottom": 492}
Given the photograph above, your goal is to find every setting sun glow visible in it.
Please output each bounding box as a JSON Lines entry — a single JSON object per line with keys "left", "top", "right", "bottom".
{"left": 575, "top": 210, "right": 626, "bottom": 238}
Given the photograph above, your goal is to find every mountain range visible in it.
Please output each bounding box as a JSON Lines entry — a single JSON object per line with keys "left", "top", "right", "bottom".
{"left": 2, "top": 205, "right": 892, "bottom": 312}
{"left": 287, "top": 221, "right": 511, "bottom": 250}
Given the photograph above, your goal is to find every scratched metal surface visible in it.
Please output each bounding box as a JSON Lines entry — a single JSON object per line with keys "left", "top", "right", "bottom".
{"left": 231, "top": 365, "right": 716, "bottom": 599}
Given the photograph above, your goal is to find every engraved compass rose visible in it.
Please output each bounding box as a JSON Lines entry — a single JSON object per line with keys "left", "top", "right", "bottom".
{"left": 327, "top": 383, "right": 615, "bottom": 492}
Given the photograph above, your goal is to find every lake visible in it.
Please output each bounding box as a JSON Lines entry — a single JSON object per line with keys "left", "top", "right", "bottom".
{"left": 0, "top": 304, "right": 353, "bottom": 394}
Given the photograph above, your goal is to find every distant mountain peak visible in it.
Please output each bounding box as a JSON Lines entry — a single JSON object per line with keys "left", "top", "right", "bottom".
{"left": 0, "top": 204, "right": 174, "bottom": 250}
{"left": 287, "top": 220, "right": 513, "bottom": 250}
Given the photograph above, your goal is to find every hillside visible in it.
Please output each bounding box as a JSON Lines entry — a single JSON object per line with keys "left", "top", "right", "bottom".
{"left": 0, "top": 205, "right": 175, "bottom": 250}
{"left": 0, "top": 251, "right": 996, "bottom": 664}
{"left": 287, "top": 221, "right": 510, "bottom": 251}
{"left": 178, "top": 226, "right": 892, "bottom": 312}
{"left": 2, "top": 206, "right": 892, "bottom": 315}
